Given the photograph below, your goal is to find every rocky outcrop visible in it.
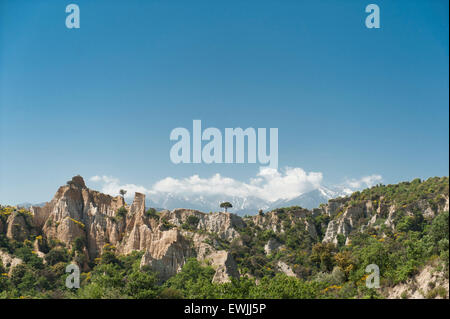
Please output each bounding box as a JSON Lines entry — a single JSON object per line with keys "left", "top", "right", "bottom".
{"left": 264, "top": 238, "right": 283, "bottom": 255}
{"left": 33, "top": 238, "right": 46, "bottom": 261}
{"left": 140, "top": 229, "right": 193, "bottom": 281}
{"left": 277, "top": 261, "right": 296, "bottom": 277}
{"left": 322, "top": 202, "right": 373, "bottom": 244}
{"left": 322, "top": 196, "right": 448, "bottom": 244}
{"left": 6, "top": 211, "right": 33, "bottom": 242}
{"left": 385, "top": 263, "right": 449, "bottom": 299}
{"left": 32, "top": 176, "right": 126, "bottom": 259}
{"left": 135, "top": 220, "right": 241, "bottom": 282}
{"left": 208, "top": 250, "right": 240, "bottom": 283}
{"left": 251, "top": 208, "right": 317, "bottom": 240}
{"left": 163, "top": 209, "right": 244, "bottom": 242}
{"left": 0, "top": 250, "right": 22, "bottom": 274}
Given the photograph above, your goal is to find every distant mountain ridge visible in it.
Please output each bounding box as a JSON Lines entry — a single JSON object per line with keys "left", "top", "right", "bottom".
{"left": 145, "top": 186, "right": 350, "bottom": 215}
{"left": 267, "top": 186, "right": 350, "bottom": 211}
{"left": 16, "top": 202, "right": 46, "bottom": 209}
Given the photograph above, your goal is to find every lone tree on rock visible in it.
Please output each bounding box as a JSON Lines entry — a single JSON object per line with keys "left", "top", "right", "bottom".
{"left": 119, "top": 189, "right": 127, "bottom": 198}
{"left": 220, "top": 202, "right": 232, "bottom": 213}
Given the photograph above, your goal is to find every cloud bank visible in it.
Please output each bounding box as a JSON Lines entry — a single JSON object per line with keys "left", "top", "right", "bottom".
{"left": 342, "top": 174, "right": 383, "bottom": 189}
{"left": 152, "top": 167, "right": 322, "bottom": 202}
{"left": 89, "top": 168, "right": 382, "bottom": 203}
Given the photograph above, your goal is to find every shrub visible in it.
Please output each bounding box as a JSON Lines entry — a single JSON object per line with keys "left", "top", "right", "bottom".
{"left": 45, "top": 248, "right": 69, "bottom": 266}
{"left": 337, "top": 234, "right": 346, "bottom": 247}
{"left": 160, "top": 218, "right": 175, "bottom": 231}
{"left": 145, "top": 208, "right": 159, "bottom": 220}
{"left": 436, "top": 286, "right": 448, "bottom": 298}
{"left": 73, "top": 236, "right": 86, "bottom": 253}
{"left": 186, "top": 215, "right": 200, "bottom": 227}
{"left": 182, "top": 215, "right": 200, "bottom": 230}
{"left": 159, "top": 287, "right": 184, "bottom": 299}
{"left": 124, "top": 270, "right": 159, "bottom": 299}
{"left": 116, "top": 207, "right": 128, "bottom": 219}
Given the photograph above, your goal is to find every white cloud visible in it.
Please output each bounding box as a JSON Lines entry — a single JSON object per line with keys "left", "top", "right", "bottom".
{"left": 89, "top": 170, "right": 381, "bottom": 203}
{"left": 89, "top": 175, "right": 150, "bottom": 199}
{"left": 152, "top": 167, "right": 322, "bottom": 202}
{"left": 90, "top": 175, "right": 102, "bottom": 182}
{"left": 343, "top": 174, "right": 383, "bottom": 190}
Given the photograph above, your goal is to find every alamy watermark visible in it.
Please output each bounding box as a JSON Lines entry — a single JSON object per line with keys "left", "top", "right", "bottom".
{"left": 65, "top": 4, "right": 80, "bottom": 29}
{"left": 365, "top": 263, "right": 380, "bottom": 289}
{"left": 365, "top": 4, "right": 380, "bottom": 29}
{"left": 169, "top": 120, "right": 278, "bottom": 169}
{"left": 64, "top": 4, "right": 380, "bottom": 31}
{"left": 65, "top": 264, "right": 80, "bottom": 289}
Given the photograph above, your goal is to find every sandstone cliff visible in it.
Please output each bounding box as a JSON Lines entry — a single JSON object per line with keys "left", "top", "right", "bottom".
{"left": 320, "top": 194, "right": 449, "bottom": 244}
{"left": 22, "top": 176, "right": 244, "bottom": 283}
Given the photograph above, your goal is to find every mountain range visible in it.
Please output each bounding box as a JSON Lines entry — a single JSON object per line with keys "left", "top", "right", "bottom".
{"left": 145, "top": 186, "right": 351, "bottom": 215}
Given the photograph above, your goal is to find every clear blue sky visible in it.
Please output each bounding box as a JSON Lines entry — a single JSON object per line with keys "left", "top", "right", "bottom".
{"left": 0, "top": 0, "right": 448, "bottom": 204}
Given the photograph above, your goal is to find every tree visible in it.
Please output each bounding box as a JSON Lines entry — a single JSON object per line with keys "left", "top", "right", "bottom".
{"left": 220, "top": 202, "right": 232, "bottom": 212}
{"left": 119, "top": 189, "right": 127, "bottom": 198}
{"left": 145, "top": 208, "right": 159, "bottom": 220}
{"left": 163, "top": 258, "right": 217, "bottom": 298}
{"left": 311, "top": 242, "right": 336, "bottom": 271}
{"left": 124, "top": 270, "right": 159, "bottom": 299}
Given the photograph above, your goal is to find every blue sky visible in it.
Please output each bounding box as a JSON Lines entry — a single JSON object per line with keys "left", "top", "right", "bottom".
{"left": 0, "top": 0, "right": 448, "bottom": 204}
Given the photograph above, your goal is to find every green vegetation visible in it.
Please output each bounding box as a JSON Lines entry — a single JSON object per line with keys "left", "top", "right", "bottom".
{"left": 182, "top": 215, "right": 200, "bottom": 231}
{"left": 144, "top": 208, "right": 159, "bottom": 220}
{"left": 0, "top": 234, "right": 71, "bottom": 298}
{"left": 160, "top": 217, "right": 175, "bottom": 231}
{"left": 348, "top": 176, "right": 448, "bottom": 209}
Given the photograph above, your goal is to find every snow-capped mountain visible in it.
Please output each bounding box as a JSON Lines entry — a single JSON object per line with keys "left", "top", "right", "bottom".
{"left": 146, "top": 186, "right": 350, "bottom": 216}
{"left": 146, "top": 193, "right": 269, "bottom": 216}
{"left": 267, "top": 186, "right": 349, "bottom": 211}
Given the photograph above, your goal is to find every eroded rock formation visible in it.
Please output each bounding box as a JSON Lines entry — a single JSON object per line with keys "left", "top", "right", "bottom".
{"left": 24, "top": 176, "right": 244, "bottom": 283}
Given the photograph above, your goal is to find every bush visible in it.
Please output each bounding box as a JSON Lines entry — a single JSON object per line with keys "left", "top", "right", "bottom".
{"left": 160, "top": 218, "right": 175, "bottom": 231}
{"left": 145, "top": 208, "right": 159, "bottom": 220}
{"left": 182, "top": 215, "right": 200, "bottom": 230}
{"left": 45, "top": 248, "right": 69, "bottom": 266}
{"left": 186, "top": 215, "right": 200, "bottom": 227}
{"left": 116, "top": 207, "right": 128, "bottom": 219}
{"left": 159, "top": 287, "right": 184, "bottom": 299}
{"left": 430, "top": 212, "right": 449, "bottom": 246}
{"left": 124, "top": 270, "right": 159, "bottom": 299}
